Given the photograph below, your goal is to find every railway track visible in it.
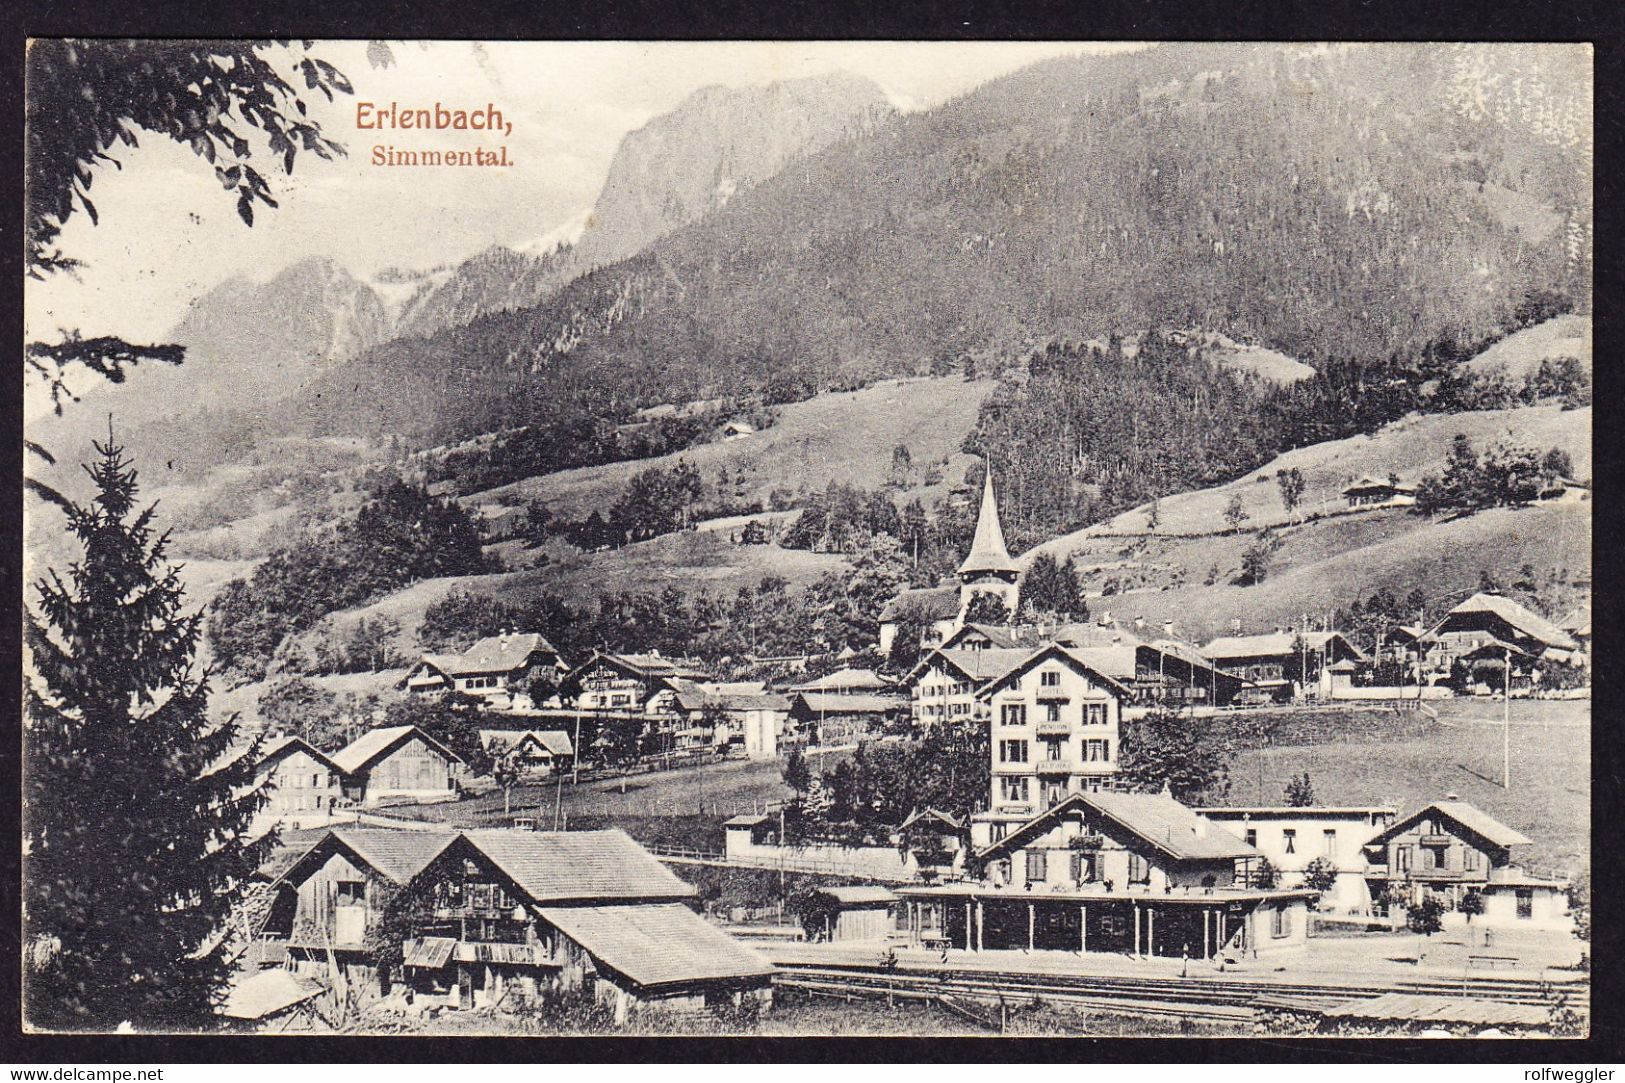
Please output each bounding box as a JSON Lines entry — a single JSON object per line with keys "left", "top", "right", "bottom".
{"left": 772, "top": 960, "right": 1587, "bottom": 1029}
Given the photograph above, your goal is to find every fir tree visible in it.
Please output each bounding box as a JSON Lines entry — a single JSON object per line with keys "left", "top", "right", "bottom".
{"left": 24, "top": 439, "right": 272, "bottom": 1030}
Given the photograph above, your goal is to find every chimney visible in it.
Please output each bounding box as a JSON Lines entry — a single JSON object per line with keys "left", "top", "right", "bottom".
{"left": 1230, "top": 617, "right": 1242, "bottom": 633}
{"left": 1100, "top": 611, "right": 1113, "bottom": 627}
{"left": 1162, "top": 620, "right": 1174, "bottom": 638}
{"left": 1134, "top": 616, "right": 1146, "bottom": 631}
{"left": 1445, "top": 791, "right": 1459, "bottom": 801}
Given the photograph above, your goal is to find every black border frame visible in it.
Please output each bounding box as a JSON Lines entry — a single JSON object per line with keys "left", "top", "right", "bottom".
{"left": 3, "top": 0, "right": 1618, "bottom": 1065}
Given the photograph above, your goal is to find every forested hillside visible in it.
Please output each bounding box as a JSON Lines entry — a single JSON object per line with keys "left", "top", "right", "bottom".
{"left": 281, "top": 43, "right": 1589, "bottom": 460}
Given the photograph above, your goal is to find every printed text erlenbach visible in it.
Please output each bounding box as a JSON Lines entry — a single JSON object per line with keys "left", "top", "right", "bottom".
{"left": 357, "top": 101, "right": 515, "bottom": 167}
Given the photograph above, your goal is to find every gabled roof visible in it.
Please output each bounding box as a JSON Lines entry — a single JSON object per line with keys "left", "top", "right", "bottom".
{"left": 458, "top": 828, "right": 695, "bottom": 904}
{"left": 670, "top": 688, "right": 792, "bottom": 713}
{"left": 255, "top": 735, "right": 340, "bottom": 774}
{"left": 978, "top": 791, "right": 1256, "bottom": 863}
{"left": 446, "top": 633, "right": 559, "bottom": 675}
{"left": 792, "top": 692, "right": 907, "bottom": 715}
{"left": 565, "top": 650, "right": 712, "bottom": 685}
{"left": 537, "top": 903, "right": 773, "bottom": 989}
{"left": 906, "top": 647, "right": 1031, "bottom": 687}
{"left": 331, "top": 725, "right": 464, "bottom": 775}
{"left": 1425, "top": 593, "right": 1577, "bottom": 651}
{"left": 972, "top": 643, "right": 1134, "bottom": 700}
{"left": 899, "top": 807, "right": 967, "bottom": 832}
{"left": 879, "top": 584, "right": 961, "bottom": 623}
{"left": 818, "top": 885, "right": 898, "bottom": 906}
{"left": 1366, "top": 801, "right": 1531, "bottom": 851}
{"left": 940, "top": 623, "right": 1026, "bottom": 650}
{"left": 1200, "top": 630, "right": 1366, "bottom": 661}
{"left": 480, "top": 729, "right": 574, "bottom": 757}
{"left": 959, "top": 471, "right": 1020, "bottom": 577}
{"left": 275, "top": 828, "right": 459, "bottom": 889}
{"left": 785, "top": 667, "right": 895, "bottom": 693}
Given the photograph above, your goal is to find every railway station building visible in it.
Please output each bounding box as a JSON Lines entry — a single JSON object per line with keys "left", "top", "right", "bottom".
{"left": 897, "top": 790, "right": 1314, "bottom": 961}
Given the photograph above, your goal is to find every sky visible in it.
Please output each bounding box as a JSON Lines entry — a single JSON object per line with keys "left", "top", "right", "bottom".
{"left": 25, "top": 41, "right": 1150, "bottom": 351}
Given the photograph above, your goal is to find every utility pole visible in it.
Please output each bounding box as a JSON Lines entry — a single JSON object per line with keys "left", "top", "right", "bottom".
{"left": 572, "top": 709, "right": 582, "bottom": 786}
{"left": 1503, "top": 645, "right": 1512, "bottom": 789}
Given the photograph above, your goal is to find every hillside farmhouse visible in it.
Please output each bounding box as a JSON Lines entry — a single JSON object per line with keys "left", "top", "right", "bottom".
{"left": 1200, "top": 630, "right": 1367, "bottom": 702}
{"left": 479, "top": 729, "right": 575, "bottom": 777}
{"left": 402, "top": 632, "right": 566, "bottom": 710}
{"left": 1417, "top": 592, "right": 1583, "bottom": 682}
{"left": 1341, "top": 476, "right": 1418, "bottom": 508}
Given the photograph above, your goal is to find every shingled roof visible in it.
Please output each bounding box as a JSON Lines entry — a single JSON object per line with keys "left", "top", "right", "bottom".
{"left": 979, "top": 790, "right": 1256, "bottom": 863}
{"left": 1426, "top": 593, "right": 1578, "bottom": 651}
{"left": 255, "top": 735, "right": 340, "bottom": 773}
{"left": 331, "top": 725, "right": 464, "bottom": 775}
{"left": 1369, "top": 801, "right": 1532, "bottom": 850}
{"left": 274, "top": 828, "right": 458, "bottom": 888}
{"left": 537, "top": 903, "right": 773, "bottom": 989}
{"left": 459, "top": 829, "right": 696, "bottom": 904}
{"left": 879, "top": 584, "right": 962, "bottom": 623}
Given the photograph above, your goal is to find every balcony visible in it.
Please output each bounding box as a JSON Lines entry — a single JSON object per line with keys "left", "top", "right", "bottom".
{"left": 1035, "top": 760, "right": 1074, "bottom": 776}
{"left": 1035, "top": 720, "right": 1071, "bottom": 737}
{"left": 1420, "top": 834, "right": 1456, "bottom": 847}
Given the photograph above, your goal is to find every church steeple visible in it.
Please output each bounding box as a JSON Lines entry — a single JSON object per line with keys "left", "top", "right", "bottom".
{"left": 959, "top": 469, "right": 1020, "bottom": 581}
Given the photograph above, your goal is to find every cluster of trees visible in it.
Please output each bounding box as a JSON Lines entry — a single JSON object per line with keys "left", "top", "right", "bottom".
{"left": 1413, "top": 435, "right": 1575, "bottom": 517}
{"left": 973, "top": 318, "right": 1589, "bottom": 548}
{"left": 424, "top": 400, "right": 773, "bottom": 495}
{"left": 778, "top": 481, "right": 914, "bottom": 555}
{"left": 779, "top": 721, "right": 989, "bottom": 845}
{"left": 205, "top": 478, "right": 493, "bottom": 682}
{"left": 416, "top": 533, "right": 914, "bottom": 679}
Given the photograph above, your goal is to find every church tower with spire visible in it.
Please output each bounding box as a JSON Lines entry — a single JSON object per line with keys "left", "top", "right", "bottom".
{"left": 958, "top": 469, "right": 1021, "bottom": 618}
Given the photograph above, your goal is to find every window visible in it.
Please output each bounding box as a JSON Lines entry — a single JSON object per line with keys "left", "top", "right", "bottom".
{"left": 1045, "top": 702, "right": 1062, "bottom": 723}
{"left": 1085, "top": 703, "right": 1107, "bottom": 725}
{"left": 1429, "top": 846, "right": 1447, "bottom": 870}
{"left": 1084, "top": 739, "right": 1110, "bottom": 762}
{"left": 312, "top": 773, "right": 321, "bottom": 789}
{"left": 999, "top": 777, "right": 1031, "bottom": 804}
{"left": 1101, "top": 913, "right": 1127, "bottom": 937}
{"left": 1001, "top": 703, "right": 1027, "bottom": 727}
{"left": 1044, "top": 739, "right": 1064, "bottom": 761}
{"left": 1041, "top": 670, "right": 1061, "bottom": 687}
{"left": 1244, "top": 828, "right": 1258, "bottom": 848}
{"left": 335, "top": 880, "right": 365, "bottom": 906}
{"left": 1127, "top": 853, "right": 1149, "bottom": 884}
{"left": 999, "top": 739, "right": 1029, "bottom": 763}
{"left": 1516, "top": 889, "right": 1533, "bottom": 920}
{"left": 1464, "top": 849, "right": 1480, "bottom": 872}
{"left": 1026, "top": 851, "right": 1048, "bottom": 883}
{"left": 1271, "top": 906, "right": 1291, "bottom": 938}
{"left": 1282, "top": 829, "right": 1296, "bottom": 855}
{"left": 1395, "top": 845, "right": 1413, "bottom": 873}
{"left": 1070, "top": 852, "right": 1094, "bottom": 883}
{"left": 1323, "top": 829, "right": 1337, "bottom": 857}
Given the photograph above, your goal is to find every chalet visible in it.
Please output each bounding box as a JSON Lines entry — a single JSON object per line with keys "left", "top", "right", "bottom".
{"left": 1195, "top": 806, "right": 1397, "bottom": 914}
{"left": 904, "top": 647, "right": 1030, "bottom": 727}
{"left": 401, "top": 632, "right": 566, "bottom": 710}
{"left": 1342, "top": 476, "right": 1418, "bottom": 508}
{"left": 1200, "top": 630, "right": 1367, "bottom": 702}
{"left": 668, "top": 683, "right": 792, "bottom": 758}
{"left": 331, "top": 725, "right": 463, "bottom": 807}
{"left": 1362, "top": 801, "right": 1571, "bottom": 931}
{"left": 896, "top": 807, "right": 969, "bottom": 882}
{"left": 974, "top": 643, "right": 1133, "bottom": 826}
{"left": 258, "top": 828, "right": 458, "bottom": 982}
{"left": 941, "top": 620, "right": 1248, "bottom": 708}
{"left": 563, "top": 650, "right": 711, "bottom": 714}
{"left": 479, "top": 729, "right": 574, "bottom": 777}
{"left": 476, "top": 504, "right": 530, "bottom": 541}
{"left": 899, "top": 791, "right": 1312, "bottom": 959}
{"left": 398, "top": 829, "right": 774, "bottom": 1020}
{"left": 787, "top": 692, "right": 908, "bottom": 747}
{"left": 785, "top": 667, "right": 896, "bottom": 694}
{"left": 720, "top": 420, "right": 757, "bottom": 441}
{"left": 1417, "top": 593, "right": 1582, "bottom": 680}
{"left": 250, "top": 736, "right": 347, "bottom": 833}
{"left": 878, "top": 585, "right": 962, "bottom": 657}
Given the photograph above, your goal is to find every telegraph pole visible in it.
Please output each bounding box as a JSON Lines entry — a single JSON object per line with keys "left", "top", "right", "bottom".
{"left": 1503, "top": 645, "right": 1512, "bottom": 789}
